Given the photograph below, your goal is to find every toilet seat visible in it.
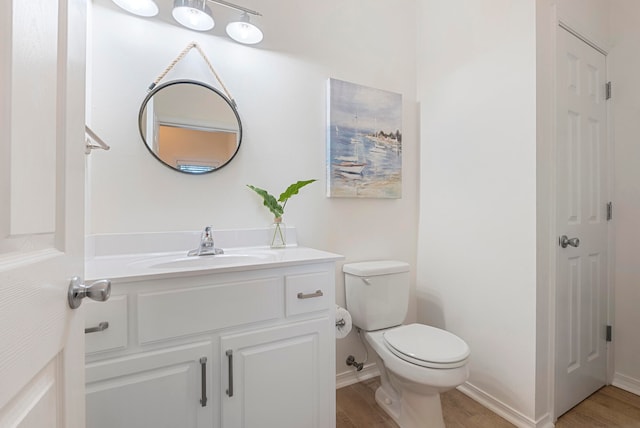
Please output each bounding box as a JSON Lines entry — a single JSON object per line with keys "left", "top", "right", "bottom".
{"left": 383, "top": 324, "right": 470, "bottom": 369}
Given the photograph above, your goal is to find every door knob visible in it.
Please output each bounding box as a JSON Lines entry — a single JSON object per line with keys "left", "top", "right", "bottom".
{"left": 559, "top": 235, "right": 580, "bottom": 249}
{"left": 68, "top": 276, "right": 111, "bottom": 309}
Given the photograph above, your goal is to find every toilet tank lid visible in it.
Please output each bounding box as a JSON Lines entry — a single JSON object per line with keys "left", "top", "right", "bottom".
{"left": 343, "top": 260, "right": 409, "bottom": 276}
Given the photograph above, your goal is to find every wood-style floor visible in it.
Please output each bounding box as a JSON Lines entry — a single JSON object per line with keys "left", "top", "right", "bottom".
{"left": 556, "top": 386, "right": 640, "bottom": 427}
{"left": 336, "top": 377, "right": 640, "bottom": 427}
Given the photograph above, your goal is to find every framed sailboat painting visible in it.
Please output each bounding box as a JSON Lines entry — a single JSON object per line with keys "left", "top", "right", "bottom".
{"left": 326, "top": 78, "right": 402, "bottom": 198}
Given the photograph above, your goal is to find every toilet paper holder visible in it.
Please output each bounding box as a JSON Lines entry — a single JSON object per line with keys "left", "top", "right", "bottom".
{"left": 335, "top": 305, "right": 352, "bottom": 339}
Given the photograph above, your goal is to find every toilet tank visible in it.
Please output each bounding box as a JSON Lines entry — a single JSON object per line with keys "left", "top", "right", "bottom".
{"left": 343, "top": 260, "right": 410, "bottom": 331}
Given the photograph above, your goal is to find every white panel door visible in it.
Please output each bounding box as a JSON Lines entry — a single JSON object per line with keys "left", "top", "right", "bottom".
{"left": 0, "top": 0, "right": 87, "bottom": 427}
{"left": 555, "top": 27, "right": 609, "bottom": 417}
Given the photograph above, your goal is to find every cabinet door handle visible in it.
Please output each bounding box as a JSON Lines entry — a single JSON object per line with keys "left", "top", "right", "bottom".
{"left": 297, "top": 290, "right": 323, "bottom": 299}
{"left": 84, "top": 321, "right": 109, "bottom": 334}
{"left": 226, "top": 350, "right": 234, "bottom": 397}
{"left": 199, "top": 357, "right": 208, "bottom": 407}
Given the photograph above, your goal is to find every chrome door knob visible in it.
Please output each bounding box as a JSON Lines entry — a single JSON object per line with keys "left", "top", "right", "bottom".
{"left": 67, "top": 276, "right": 111, "bottom": 309}
{"left": 559, "top": 235, "right": 580, "bottom": 249}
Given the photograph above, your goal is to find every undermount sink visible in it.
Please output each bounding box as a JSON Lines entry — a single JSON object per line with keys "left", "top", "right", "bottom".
{"left": 128, "top": 250, "right": 279, "bottom": 270}
{"left": 150, "top": 252, "right": 276, "bottom": 269}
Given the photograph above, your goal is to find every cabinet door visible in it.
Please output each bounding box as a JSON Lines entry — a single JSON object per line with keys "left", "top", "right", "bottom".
{"left": 221, "top": 318, "right": 333, "bottom": 428}
{"left": 86, "top": 342, "right": 213, "bottom": 428}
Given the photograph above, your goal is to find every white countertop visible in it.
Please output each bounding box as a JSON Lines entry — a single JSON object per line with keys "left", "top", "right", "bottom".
{"left": 86, "top": 246, "right": 343, "bottom": 282}
{"left": 86, "top": 230, "right": 344, "bottom": 282}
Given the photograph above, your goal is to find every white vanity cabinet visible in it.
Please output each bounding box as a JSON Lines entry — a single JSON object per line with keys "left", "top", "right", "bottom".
{"left": 84, "top": 259, "right": 337, "bottom": 428}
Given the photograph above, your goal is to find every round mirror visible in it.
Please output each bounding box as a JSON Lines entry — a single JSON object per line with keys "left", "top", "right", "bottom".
{"left": 138, "top": 80, "right": 242, "bottom": 174}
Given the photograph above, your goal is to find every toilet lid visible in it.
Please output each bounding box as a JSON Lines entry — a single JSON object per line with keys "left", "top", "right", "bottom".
{"left": 383, "top": 324, "right": 470, "bottom": 369}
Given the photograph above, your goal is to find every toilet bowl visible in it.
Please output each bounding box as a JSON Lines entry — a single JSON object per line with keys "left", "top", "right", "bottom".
{"left": 363, "top": 324, "right": 469, "bottom": 428}
{"left": 343, "top": 261, "right": 470, "bottom": 428}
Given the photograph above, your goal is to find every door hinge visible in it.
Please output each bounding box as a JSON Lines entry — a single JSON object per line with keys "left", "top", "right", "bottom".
{"left": 607, "top": 202, "right": 613, "bottom": 221}
{"left": 606, "top": 325, "right": 613, "bottom": 342}
{"left": 606, "top": 81, "right": 612, "bottom": 100}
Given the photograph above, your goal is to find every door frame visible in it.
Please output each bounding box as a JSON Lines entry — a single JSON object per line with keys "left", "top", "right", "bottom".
{"left": 546, "top": 15, "right": 615, "bottom": 423}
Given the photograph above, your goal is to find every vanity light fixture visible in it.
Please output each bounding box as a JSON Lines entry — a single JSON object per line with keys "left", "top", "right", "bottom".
{"left": 112, "top": 0, "right": 159, "bottom": 17}
{"left": 113, "top": 0, "right": 264, "bottom": 44}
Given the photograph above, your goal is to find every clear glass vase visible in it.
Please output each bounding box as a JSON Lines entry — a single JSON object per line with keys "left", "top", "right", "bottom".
{"left": 270, "top": 217, "right": 286, "bottom": 248}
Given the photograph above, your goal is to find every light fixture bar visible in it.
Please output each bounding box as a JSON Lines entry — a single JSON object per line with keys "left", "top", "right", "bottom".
{"left": 207, "top": 0, "right": 261, "bottom": 16}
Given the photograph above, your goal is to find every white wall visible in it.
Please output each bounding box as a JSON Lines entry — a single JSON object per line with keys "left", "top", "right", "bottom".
{"left": 609, "top": 0, "right": 640, "bottom": 395}
{"left": 557, "top": 0, "right": 610, "bottom": 47}
{"left": 416, "top": 1, "right": 615, "bottom": 424}
{"left": 416, "top": 0, "right": 538, "bottom": 422}
{"left": 87, "top": 0, "right": 419, "bottom": 379}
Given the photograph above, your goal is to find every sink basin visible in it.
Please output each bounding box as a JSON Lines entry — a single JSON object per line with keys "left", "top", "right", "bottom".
{"left": 151, "top": 253, "right": 275, "bottom": 269}
{"left": 128, "top": 250, "right": 279, "bottom": 270}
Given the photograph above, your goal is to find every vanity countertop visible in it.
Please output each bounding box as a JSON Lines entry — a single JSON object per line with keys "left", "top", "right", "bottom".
{"left": 86, "top": 244, "right": 343, "bottom": 282}
{"left": 86, "top": 246, "right": 343, "bottom": 282}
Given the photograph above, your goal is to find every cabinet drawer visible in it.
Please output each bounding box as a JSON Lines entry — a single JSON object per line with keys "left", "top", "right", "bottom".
{"left": 138, "top": 277, "right": 283, "bottom": 343}
{"left": 85, "top": 295, "right": 128, "bottom": 354}
{"left": 285, "top": 271, "right": 331, "bottom": 317}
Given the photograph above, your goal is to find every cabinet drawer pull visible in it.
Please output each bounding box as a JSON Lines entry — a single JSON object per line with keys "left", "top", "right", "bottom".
{"left": 84, "top": 321, "right": 109, "bottom": 334}
{"left": 297, "top": 290, "right": 323, "bottom": 300}
{"left": 199, "top": 357, "right": 208, "bottom": 407}
{"left": 226, "top": 350, "right": 234, "bottom": 397}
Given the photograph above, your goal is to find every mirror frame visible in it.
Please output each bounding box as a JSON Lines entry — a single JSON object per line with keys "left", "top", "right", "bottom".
{"left": 138, "top": 79, "right": 243, "bottom": 175}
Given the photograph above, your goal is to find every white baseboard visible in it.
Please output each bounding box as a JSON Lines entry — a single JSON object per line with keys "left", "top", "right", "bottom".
{"left": 534, "top": 413, "right": 555, "bottom": 428}
{"left": 336, "top": 363, "right": 380, "bottom": 389}
{"left": 337, "top": 369, "right": 555, "bottom": 428}
{"left": 457, "top": 382, "right": 549, "bottom": 428}
{"left": 612, "top": 372, "right": 640, "bottom": 396}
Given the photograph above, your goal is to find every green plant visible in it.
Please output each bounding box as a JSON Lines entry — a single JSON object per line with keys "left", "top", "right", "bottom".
{"left": 247, "top": 179, "right": 317, "bottom": 219}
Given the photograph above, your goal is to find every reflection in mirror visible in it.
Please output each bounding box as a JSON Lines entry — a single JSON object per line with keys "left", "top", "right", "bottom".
{"left": 139, "top": 80, "right": 242, "bottom": 174}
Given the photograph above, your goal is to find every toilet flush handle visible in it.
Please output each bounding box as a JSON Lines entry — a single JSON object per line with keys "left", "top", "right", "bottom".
{"left": 361, "top": 278, "right": 371, "bottom": 285}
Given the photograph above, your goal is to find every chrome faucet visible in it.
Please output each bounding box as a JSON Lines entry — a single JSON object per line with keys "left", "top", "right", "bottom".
{"left": 188, "top": 226, "right": 224, "bottom": 256}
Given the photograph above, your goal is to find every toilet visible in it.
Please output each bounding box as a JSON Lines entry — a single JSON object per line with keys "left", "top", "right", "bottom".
{"left": 343, "top": 260, "right": 470, "bottom": 428}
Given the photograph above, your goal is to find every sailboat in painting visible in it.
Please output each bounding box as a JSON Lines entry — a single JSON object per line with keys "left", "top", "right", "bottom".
{"left": 333, "top": 115, "right": 366, "bottom": 176}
